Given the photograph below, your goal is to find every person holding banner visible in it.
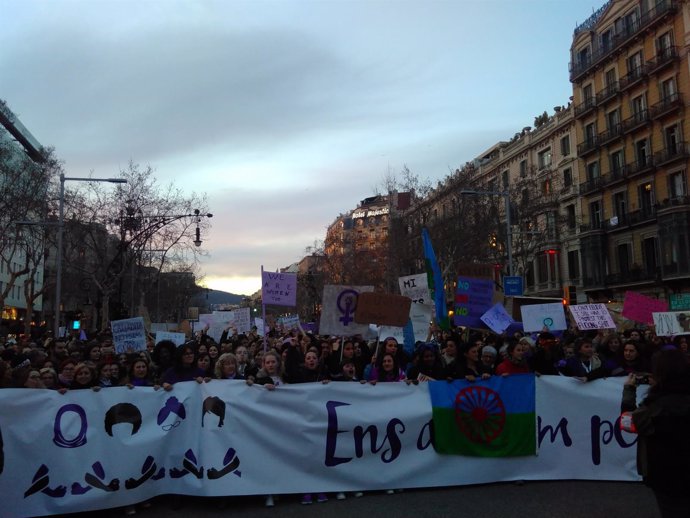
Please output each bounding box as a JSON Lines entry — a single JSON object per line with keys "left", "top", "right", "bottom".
{"left": 407, "top": 343, "right": 445, "bottom": 381}
{"left": 214, "top": 353, "right": 244, "bottom": 380}
{"left": 161, "top": 344, "right": 207, "bottom": 389}
{"left": 556, "top": 338, "right": 606, "bottom": 381}
{"left": 495, "top": 341, "right": 532, "bottom": 376}
{"left": 446, "top": 342, "right": 490, "bottom": 382}
{"left": 124, "top": 358, "right": 159, "bottom": 388}
{"left": 621, "top": 348, "right": 690, "bottom": 517}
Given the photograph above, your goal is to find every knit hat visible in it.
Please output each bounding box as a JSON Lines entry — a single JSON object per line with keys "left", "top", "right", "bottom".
{"left": 482, "top": 346, "right": 497, "bottom": 357}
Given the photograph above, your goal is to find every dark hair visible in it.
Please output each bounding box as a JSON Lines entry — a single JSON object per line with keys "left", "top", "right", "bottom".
{"left": 647, "top": 349, "right": 690, "bottom": 398}
{"left": 202, "top": 396, "right": 226, "bottom": 428}
{"left": 104, "top": 403, "right": 142, "bottom": 436}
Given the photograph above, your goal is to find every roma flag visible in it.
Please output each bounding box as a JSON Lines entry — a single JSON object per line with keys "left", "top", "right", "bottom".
{"left": 422, "top": 228, "right": 449, "bottom": 329}
{"left": 428, "top": 374, "right": 536, "bottom": 457}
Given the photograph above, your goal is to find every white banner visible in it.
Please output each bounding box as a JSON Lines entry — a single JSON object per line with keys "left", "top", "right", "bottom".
{"left": 319, "top": 285, "right": 374, "bottom": 336}
{"left": 0, "top": 377, "right": 640, "bottom": 517}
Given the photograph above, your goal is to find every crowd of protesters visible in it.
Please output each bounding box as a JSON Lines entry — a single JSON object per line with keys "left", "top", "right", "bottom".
{"left": 1, "top": 321, "right": 689, "bottom": 513}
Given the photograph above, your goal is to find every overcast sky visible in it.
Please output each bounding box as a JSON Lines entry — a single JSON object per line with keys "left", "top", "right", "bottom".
{"left": 1, "top": 0, "right": 600, "bottom": 295}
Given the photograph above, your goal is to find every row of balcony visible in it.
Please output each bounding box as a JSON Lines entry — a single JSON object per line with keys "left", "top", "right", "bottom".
{"left": 583, "top": 260, "right": 690, "bottom": 289}
{"left": 579, "top": 206, "right": 658, "bottom": 233}
{"left": 576, "top": 94, "right": 684, "bottom": 156}
{"left": 570, "top": 0, "right": 678, "bottom": 81}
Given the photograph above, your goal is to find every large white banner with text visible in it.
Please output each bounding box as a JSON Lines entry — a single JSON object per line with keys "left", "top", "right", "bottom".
{"left": 0, "top": 377, "right": 640, "bottom": 517}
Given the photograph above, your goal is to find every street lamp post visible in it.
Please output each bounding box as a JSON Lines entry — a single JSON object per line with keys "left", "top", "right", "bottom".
{"left": 460, "top": 189, "right": 514, "bottom": 277}
{"left": 55, "top": 174, "right": 127, "bottom": 337}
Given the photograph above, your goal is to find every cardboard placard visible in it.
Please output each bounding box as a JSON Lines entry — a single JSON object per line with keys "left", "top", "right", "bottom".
{"left": 354, "top": 292, "right": 412, "bottom": 327}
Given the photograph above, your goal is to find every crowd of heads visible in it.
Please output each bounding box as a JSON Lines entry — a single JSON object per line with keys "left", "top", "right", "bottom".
{"left": 1, "top": 322, "right": 689, "bottom": 392}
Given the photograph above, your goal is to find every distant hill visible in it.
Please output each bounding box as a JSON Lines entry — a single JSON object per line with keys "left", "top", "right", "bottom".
{"left": 190, "top": 289, "right": 245, "bottom": 307}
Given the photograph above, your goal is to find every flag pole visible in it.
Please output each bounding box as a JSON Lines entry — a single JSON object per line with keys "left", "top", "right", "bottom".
{"left": 261, "top": 265, "right": 268, "bottom": 352}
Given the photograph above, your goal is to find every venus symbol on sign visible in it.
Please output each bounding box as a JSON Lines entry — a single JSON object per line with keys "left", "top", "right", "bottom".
{"left": 337, "top": 289, "right": 359, "bottom": 325}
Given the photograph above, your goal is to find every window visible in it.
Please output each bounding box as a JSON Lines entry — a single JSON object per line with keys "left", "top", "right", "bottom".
{"left": 661, "top": 77, "right": 677, "bottom": 100}
{"left": 610, "top": 149, "right": 624, "bottom": 173}
{"left": 613, "top": 191, "right": 627, "bottom": 220}
{"left": 563, "top": 167, "right": 573, "bottom": 187}
{"left": 519, "top": 159, "right": 528, "bottom": 178}
{"left": 577, "top": 46, "right": 591, "bottom": 67}
{"left": 542, "top": 179, "right": 551, "bottom": 195}
{"left": 560, "top": 135, "right": 571, "bottom": 156}
{"left": 585, "top": 122, "right": 596, "bottom": 143}
{"left": 669, "top": 171, "right": 687, "bottom": 198}
{"left": 665, "top": 124, "right": 680, "bottom": 153}
{"left": 605, "top": 67, "right": 617, "bottom": 87}
{"left": 601, "top": 28, "right": 613, "bottom": 53}
{"left": 583, "top": 84, "right": 594, "bottom": 103}
{"left": 567, "top": 250, "right": 580, "bottom": 281}
{"left": 631, "top": 94, "right": 647, "bottom": 120}
{"left": 538, "top": 148, "right": 552, "bottom": 169}
{"left": 625, "top": 8, "right": 639, "bottom": 33}
{"left": 627, "top": 51, "right": 643, "bottom": 76}
{"left": 635, "top": 138, "right": 650, "bottom": 166}
{"left": 638, "top": 182, "right": 655, "bottom": 214}
{"left": 657, "top": 31, "right": 673, "bottom": 55}
{"left": 607, "top": 109, "right": 620, "bottom": 131}
{"left": 566, "top": 204, "right": 576, "bottom": 229}
{"left": 587, "top": 161, "right": 600, "bottom": 182}
{"left": 537, "top": 253, "right": 549, "bottom": 284}
{"left": 617, "top": 243, "right": 631, "bottom": 273}
{"left": 546, "top": 211, "right": 556, "bottom": 238}
{"left": 502, "top": 170, "right": 509, "bottom": 188}
{"left": 590, "top": 200, "right": 602, "bottom": 228}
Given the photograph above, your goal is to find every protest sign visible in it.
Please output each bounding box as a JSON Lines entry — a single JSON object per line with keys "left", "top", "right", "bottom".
{"left": 652, "top": 311, "right": 690, "bottom": 336}
{"left": 480, "top": 303, "right": 514, "bottom": 334}
{"left": 261, "top": 270, "right": 297, "bottom": 306}
{"left": 520, "top": 303, "right": 567, "bottom": 333}
{"left": 355, "top": 292, "right": 411, "bottom": 327}
{"left": 568, "top": 304, "right": 616, "bottom": 330}
{"left": 254, "top": 317, "right": 265, "bottom": 336}
{"left": 379, "top": 302, "right": 434, "bottom": 352}
{"left": 454, "top": 276, "right": 494, "bottom": 328}
{"left": 622, "top": 291, "right": 668, "bottom": 325}
{"left": 320, "top": 285, "right": 374, "bottom": 336}
{"left": 398, "top": 273, "right": 431, "bottom": 305}
{"left": 155, "top": 331, "right": 186, "bottom": 346}
{"left": 670, "top": 293, "right": 690, "bottom": 311}
{"left": 111, "top": 317, "right": 147, "bottom": 353}
{"left": 1, "top": 378, "right": 640, "bottom": 518}
{"left": 278, "top": 315, "right": 300, "bottom": 330}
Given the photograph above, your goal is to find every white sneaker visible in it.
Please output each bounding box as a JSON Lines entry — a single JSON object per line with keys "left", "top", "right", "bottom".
{"left": 336, "top": 492, "right": 346, "bottom": 500}
{"left": 265, "top": 495, "right": 274, "bottom": 507}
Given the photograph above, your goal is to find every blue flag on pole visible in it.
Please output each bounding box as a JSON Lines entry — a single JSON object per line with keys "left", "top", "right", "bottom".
{"left": 422, "top": 227, "right": 449, "bottom": 329}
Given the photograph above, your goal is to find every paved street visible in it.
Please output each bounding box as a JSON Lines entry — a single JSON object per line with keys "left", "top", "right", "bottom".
{"left": 56, "top": 481, "right": 659, "bottom": 518}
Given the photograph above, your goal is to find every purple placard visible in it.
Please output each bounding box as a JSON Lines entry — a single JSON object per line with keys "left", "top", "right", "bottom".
{"left": 622, "top": 291, "right": 668, "bottom": 325}
{"left": 454, "top": 276, "right": 494, "bottom": 328}
{"left": 262, "top": 271, "right": 297, "bottom": 306}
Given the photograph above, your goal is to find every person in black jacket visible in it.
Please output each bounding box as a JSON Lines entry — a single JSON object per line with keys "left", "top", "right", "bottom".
{"left": 621, "top": 347, "right": 690, "bottom": 518}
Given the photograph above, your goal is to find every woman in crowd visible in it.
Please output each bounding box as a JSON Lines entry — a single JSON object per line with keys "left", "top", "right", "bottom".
{"left": 151, "top": 340, "right": 177, "bottom": 382}
{"left": 39, "top": 367, "right": 58, "bottom": 389}
{"left": 97, "top": 362, "right": 116, "bottom": 388}
{"left": 407, "top": 343, "right": 445, "bottom": 381}
{"left": 496, "top": 341, "right": 532, "bottom": 376}
{"left": 479, "top": 345, "right": 498, "bottom": 374}
{"left": 446, "top": 342, "right": 490, "bottom": 381}
{"left": 57, "top": 359, "right": 77, "bottom": 389}
{"left": 161, "top": 344, "right": 207, "bottom": 389}
{"left": 368, "top": 352, "right": 406, "bottom": 383}
{"left": 207, "top": 344, "right": 220, "bottom": 369}
{"left": 215, "top": 353, "right": 244, "bottom": 380}
{"left": 621, "top": 348, "right": 690, "bottom": 517}
{"left": 124, "top": 358, "right": 158, "bottom": 388}
{"left": 285, "top": 346, "right": 327, "bottom": 384}
{"left": 197, "top": 353, "right": 214, "bottom": 378}
{"left": 617, "top": 340, "right": 651, "bottom": 376}
{"left": 558, "top": 338, "right": 606, "bottom": 381}
{"left": 70, "top": 363, "right": 100, "bottom": 391}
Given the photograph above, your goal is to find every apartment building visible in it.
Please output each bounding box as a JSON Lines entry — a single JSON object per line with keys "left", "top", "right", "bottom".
{"left": 471, "top": 105, "right": 581, "bottom": 299}
{"left": 570, "top": 0, "right": 690, "bottom": 301}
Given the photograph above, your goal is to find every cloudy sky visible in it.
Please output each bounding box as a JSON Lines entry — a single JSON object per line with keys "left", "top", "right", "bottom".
{"left": 1, "top": 0, "right": 598, "bottom": 295}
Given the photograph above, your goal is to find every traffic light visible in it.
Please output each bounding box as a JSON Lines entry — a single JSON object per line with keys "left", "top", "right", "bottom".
{"left": 563, "top": 285, "right": 577, "bottom": 306}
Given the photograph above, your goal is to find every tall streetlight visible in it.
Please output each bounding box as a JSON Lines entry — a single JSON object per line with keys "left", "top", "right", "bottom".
{"left": 460, "top": 189, "right": 513, "bottom": 277}
{"left": 55, "top": 173, "right": 127, "bottom": 337}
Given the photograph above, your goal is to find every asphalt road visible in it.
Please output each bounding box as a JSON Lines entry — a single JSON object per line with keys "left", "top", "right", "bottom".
{"left": 54, "top": 481, "right": 660, "bottom": 518}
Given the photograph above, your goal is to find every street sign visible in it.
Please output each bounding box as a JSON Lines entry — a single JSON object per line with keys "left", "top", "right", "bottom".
{"left": 504, "top": 276, "right": 524, "bottom": 296}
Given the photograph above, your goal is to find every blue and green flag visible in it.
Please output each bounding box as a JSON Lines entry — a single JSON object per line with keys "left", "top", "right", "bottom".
{"left": 428, "top": 374, "right": 536, "bottom": 457}
{"left": 422, "top": 227, "right": 449, "bottom": 329}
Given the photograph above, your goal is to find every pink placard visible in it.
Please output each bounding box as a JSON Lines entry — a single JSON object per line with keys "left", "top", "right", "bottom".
{"left": 621, "top": 291, "right": 668, "bottom": 325}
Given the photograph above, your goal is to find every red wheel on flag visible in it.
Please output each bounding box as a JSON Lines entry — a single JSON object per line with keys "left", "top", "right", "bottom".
{"left": 454, "top": 386, "right": 506, "bottom": 444}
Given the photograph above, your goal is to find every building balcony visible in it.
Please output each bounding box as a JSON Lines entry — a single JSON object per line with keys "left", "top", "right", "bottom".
{"left": 605, "top": 268, "right": 659, "bottom": 286}
{"left": 621, "top": 109, "right": 650, "bottom": 134}
{"left": 662, "top": 261, "right": 690, "bottom": 278}
{"left": 656, "top": 195, "right": 690, "bottom": 214}
{"left": 602, "top": 165, "right": 629, "bottom": 188}
{"left": 598, "top": 124, "right": 624, "bottom": 146}
{"left": 574, "top": 97, "right": 597, "bottom": 118}
{"left": 619, "top": 65, "right": 648, "bottom": 92}
{"left": 569, "top": 0, "right": 678, "bottom": 82}
{"left": 579, "top": 175, "right": 606, "bottom": 195}
{"left": 654, "top": 142, "right": 689, "bottom": 167}
{"left": 577, "top": 136, "right": 599, "bottom": 157}
{"left": 627, "top": 156, "right": 655, "bottom": 179}
{"left": 579, "top": 219, "right": 605, "bottom": 233}
{"left": 646, "top": 46, "right": 679, "bottom": 75}
{"left": 596, "top": 81, "right": 620, "bottom": 105}
{"left": 650, "top": 92, "right": 683, "bottom": 120}
{"left": 626, "top": 207, "right": 657, "bottom": 226}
